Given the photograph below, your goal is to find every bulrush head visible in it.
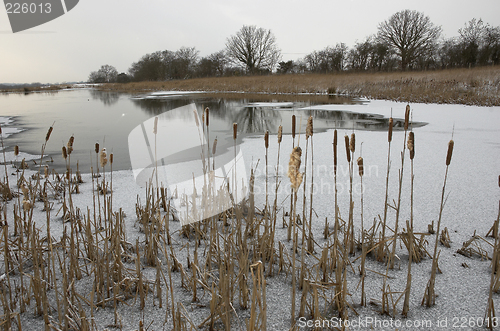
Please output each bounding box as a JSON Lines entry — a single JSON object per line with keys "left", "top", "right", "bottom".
{"left": 62, "top": 146, "right": 67, "bottom": 160}
{"left": 100, "top": 148, "right": 108, "bottom": 168}
{"left": 288, "top": 146, "right": 303, "bottom": 190}
{"left": 110, "top": 153, "right": 114, "bottom": 165}
{"left": 278, "top": 125, "right": 283, "bottom": 144}
{"left": 350, "top": 133, "right": 356, "bottom": 153}
{"left": 306, "top": 116, "right": 313, "bottom": 139}
{"left": 153, "top": 117, "right": 158, "bottom": 134}
{"left": 95, "top": 142, "right": 99, "bottom": 154}
{"left": 212, "top": 138, "right": 217, "bottom": 155}
{"left": 233, "top": 123, "right": 237, "bottom": 140}
{"left": 446, "top": 140, "right": 454, "bottom": 166}
{"left": 408, "top": 131, "right": 415, "bottom": 159}
{"left": 388, "top": 118, "right": 393, "bottom": 142}
{"left": 14, "top": 145, "right": 19, "bottom": 156}
{"left": 67, "top": 136, "right": 74, "bottom": 155}
{"left": 404, "top": 104, "right": 410, "bottom": 131}
{"left": 344, "top": 135, "right": 351, "bottom": 163}
{"left": 292, "top": 115, "right": 296, "bottom": 139}
{"left": 205, "top": 107, "right": 209, "bottom": 127}
{"left": 45, "top": 126, "right": 53, "bottom": 142}
{"left": 357, "top": 157, "right": 364, "bottom": 177}
{"left": 265, "top": 131, "right": 269, "bottom": 149}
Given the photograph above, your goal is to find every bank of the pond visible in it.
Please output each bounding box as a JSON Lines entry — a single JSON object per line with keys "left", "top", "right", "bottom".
{"left": 98, "top": 66, "right": 500, "bottom": 107}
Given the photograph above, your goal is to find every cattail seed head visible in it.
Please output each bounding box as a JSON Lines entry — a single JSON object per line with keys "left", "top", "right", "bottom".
{"left": 45, "top": 126, "right": 53, "bottom": 142}
{"left": 446, "top": 139, "right": 454, "bottom": 166}
{"left": 95, "top": 142, "right": 99, "bottom": 154}
{"left": 288, "top": 146, "right": 303, "bottom": 190}
{"left": 205, "top": 107, "right": 209, "bottom": 127}
{"left": 153, "top": 117, "right": 158, "bottom": 134}
{"left": 14, "top": 145, "right": 19, "bottom": 156}
{"left": 264, "top": 131, "right": 269, "bottom": 149}
{"left": 100, "top": 148, "right": 108, "bottom": 168}
{"left": 44, "top": 165, "right": 49, "bottom": 178}
{"left": 357, "top": 157, "right": 364, "bottom": 177}
{"left": 233, "top": 123, "right": 237, "bottom": 140}
{"left": 212, "top": 138, "right": 217, "bottom": 155}
{"left": 62, "top": 146, "right": 67, "bottom": 159}
{"left": 278, "top": 125, "right": 283, "bottom": 144}
{"left": 67, "top": 136, "right": 74, "bottom": 155}
{"left": 110, "top": 153, "right": 114, "bottom": 165}
{"left": 388, "top": 118, "right": 393, "bottom": 142}
{"left": 306, "top": 116, "right": 313, "bottom": 139}
{"left": 408, "top": 131, "right": 415, "bottom": 159}
{"left": 344, "top": 135, "right": 351, "bottom": 163}
{"left": 292, "top": 115, "right": 296, "bottom": 139}
{"left": 404, "top": 104, "right": 410, "bottom": 131}
{"left": 350, "top": 133, "right": 356, "bottom": 153}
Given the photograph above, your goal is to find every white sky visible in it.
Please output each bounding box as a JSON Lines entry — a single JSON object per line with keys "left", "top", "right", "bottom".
{"left": 1, "top": 0, "right": 499, "bottom": 84}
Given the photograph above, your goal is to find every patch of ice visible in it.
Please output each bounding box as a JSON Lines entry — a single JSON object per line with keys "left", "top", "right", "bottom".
{"left": 0, "top": 151, "right": 43, "bottom": 163}
{"left": 1, "top": 127, "right": 24, "bottom": 139}
{"left": 247, "top": 102, "right": 294, "bottom": 108}
{"left": 0, "top": 117, "right": 13, "bottom": 126}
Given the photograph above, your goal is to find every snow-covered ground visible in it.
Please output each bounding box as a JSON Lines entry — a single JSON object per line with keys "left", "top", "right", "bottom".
{"left": 0, "top": 97, "right": 499, "bottom": 330}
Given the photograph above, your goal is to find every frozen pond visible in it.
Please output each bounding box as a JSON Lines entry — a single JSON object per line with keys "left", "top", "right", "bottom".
{"left": 0, "top": 89, "right": 425, "bottom": 172}
{"left": 1, "top": 88, "right": 500, "bottom": 328}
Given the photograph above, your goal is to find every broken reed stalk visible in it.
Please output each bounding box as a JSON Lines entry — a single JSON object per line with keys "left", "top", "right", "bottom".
{"left": 268, "top": 125, "right": 283, "bottom": 277}
{"left": 301, "top": 117, "right": 312, "bottom": 247}
{"left": 486, "top": 181, "right": 500, "bottom": 329}
{"left": 423, "top": 139, "right": 454, "bottom": 307}
{"left": 288, "top": 115, "right": 296, "bottom": 238}
{"left": 347, "top": 133, "right": 355, "bottom": 254}
{"left": 233, "top": 122, "right": 238, "bottom": 211}
{"left": 265, "top": 130, "right": 269, "bottom": 213}
{"left": 306, "top": 116, "right": 315, "bottom": 253}
{"left": 0, "top": 125, "right": 12, "bottom": 200}
{"left": 274, "top": 125, "right": 282, "bottom": 227}
{"left": 153, "top": 116, "right": 159, "bottom": 203}
{"left": 378, "top": 116, "right": 393, "bottom": 262}
{"left": 358, "top": 155, "right": 367, "bottom": 306}
{"left": 389, "top": 104, "right": 411, "bottom": 269}
{"left": 403, "top": 130, "right": 415, "bottom": 317}
{"left": 205, "top": 107, "right": 210, "bottom": 174}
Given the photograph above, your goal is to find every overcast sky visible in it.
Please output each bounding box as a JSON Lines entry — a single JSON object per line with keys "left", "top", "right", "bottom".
{"left": 1, "top": 0, "right": 499, "bottom": 84}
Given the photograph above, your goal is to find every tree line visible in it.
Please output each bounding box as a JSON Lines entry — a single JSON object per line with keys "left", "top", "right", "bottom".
{"left": 88, "top": 10, "right": 500, "bottom": 83}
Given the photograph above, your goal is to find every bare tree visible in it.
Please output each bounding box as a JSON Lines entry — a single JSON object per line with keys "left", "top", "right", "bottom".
{"left": 226, "top": 25, "right": 281, "bottom": 73}
{"left": 377, "top": 10, "right": 441, "bottom": 70}
{"left": 88, "top": 64, "right": 118, "bottom": 83}
{"left": 459, "top": 18, "right": 486, "bottom": 66}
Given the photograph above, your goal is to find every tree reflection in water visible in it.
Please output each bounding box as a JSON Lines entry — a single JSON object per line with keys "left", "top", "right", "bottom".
{"left": 233, "top": 106, "right": 282, "bottom": 134}
{"left": 89, "top": 90, "right": 121, "bottom": 106}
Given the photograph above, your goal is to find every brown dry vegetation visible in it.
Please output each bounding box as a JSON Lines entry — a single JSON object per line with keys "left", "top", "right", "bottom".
{"left": 99, "top": 66, "right": 500, "bottom": 106}
{"left": 1, "top": 108, "right": 500, "bottom": 330}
